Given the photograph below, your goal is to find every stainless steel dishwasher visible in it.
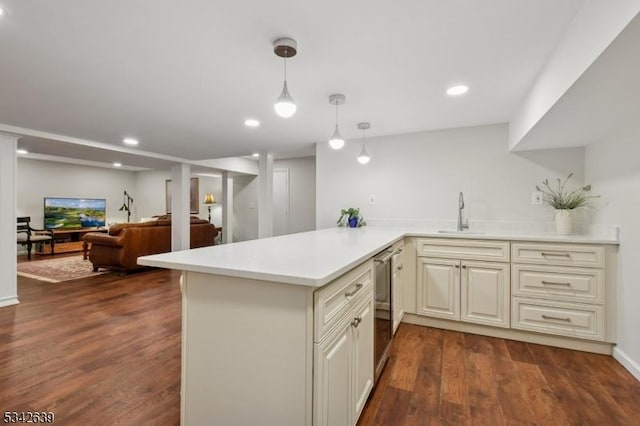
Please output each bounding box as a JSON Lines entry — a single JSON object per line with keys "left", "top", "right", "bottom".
{"left": 373, "top": 247, "right": 394, "bottom": 383}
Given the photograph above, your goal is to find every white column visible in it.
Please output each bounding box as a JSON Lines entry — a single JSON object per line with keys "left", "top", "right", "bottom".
{"left": 171, "top": 163, "right": 191, "bottom": 251}
{"left": 222, "top": 171, "right": 234, "bottom": 244}
{"left": 258, "top": 151, "right": 274, "bottom": 239}
{"left": 0, "top": 133, "right": 19, "bottom": 307}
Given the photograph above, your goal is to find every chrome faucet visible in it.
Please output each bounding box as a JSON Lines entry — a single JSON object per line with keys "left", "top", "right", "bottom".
{"left": 457, "top": 192, "right": 469, "bottom": 231}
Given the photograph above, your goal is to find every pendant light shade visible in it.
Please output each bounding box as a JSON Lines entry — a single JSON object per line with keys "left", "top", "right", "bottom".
{"left": 273, "top": 38, "right": 298, "bottom": 118}
{"left": 274, "top": 80, "right": 296, "bottom": 118}
{"left": 329, "top": 125, "right": 344, "bottom": 150}
{"left": 357, "top": 122, "right": 371, "bottom": 164}
{"left": 357, "top": 145, "right": 370, "bottom": 164}
{"left": 328, "top": 94, "right": 346, "bottom": 150}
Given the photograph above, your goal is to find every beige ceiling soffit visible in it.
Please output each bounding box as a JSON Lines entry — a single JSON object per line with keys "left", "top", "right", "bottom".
{"left": 193, "top": 158, "right": 259, "bottom": 176}
{"left": 509, "top": 1, "right": 640, "bottom": 151}
{"left": 0, "top": 123, "right": 194, "bottom": 165}
{"left": 20, "top": 153, "right": 150, "bottom": 171}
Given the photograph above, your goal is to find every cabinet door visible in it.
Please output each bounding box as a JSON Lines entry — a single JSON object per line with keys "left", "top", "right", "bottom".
{"left": 314, "top": 320, "right": 352, "bottom": 426}
{"left": 352, "top": 294, "right": 374, "bottom": 424}
{"left": 391, "top": 254, "right": 404, "bottom": 334}
{"left": 461, "top": 261, "right": 510, "bottom": 328}
{"left": 416, "top": 257, "right": 460, "bottom": 320}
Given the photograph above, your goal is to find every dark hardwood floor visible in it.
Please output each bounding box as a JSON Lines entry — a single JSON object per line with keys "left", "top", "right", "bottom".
{"left": 358, "top": 324, "right": 640, "bottom": 426}
{"left": 3, "top": 255, "right": 640, "bottom": 425}
{"left": 2, "top": 256, "right": 182, "bottom": 425}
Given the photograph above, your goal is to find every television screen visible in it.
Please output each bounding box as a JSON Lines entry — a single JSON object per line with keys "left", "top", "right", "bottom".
{"left": 44, "top": 197, "right": 106, "bottom": 229}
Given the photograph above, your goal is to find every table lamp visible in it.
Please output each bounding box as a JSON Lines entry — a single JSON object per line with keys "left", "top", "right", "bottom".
{"left": 203, "top": 193, "right": 216, "bottom": 223}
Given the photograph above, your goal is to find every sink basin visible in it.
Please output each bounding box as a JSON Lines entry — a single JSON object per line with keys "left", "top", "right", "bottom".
{"left": 437, "top": 230, "right": 484, "bottom": 235}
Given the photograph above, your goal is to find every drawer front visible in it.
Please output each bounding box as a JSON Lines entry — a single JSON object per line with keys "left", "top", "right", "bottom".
{"left": 314, "top": 261, "right": 373, "bottom": 342}
{"left": 511, "top": 242, "right": 604, "bottom": 268}
{"left": 511, "top": 298, "right": 604, "bottom": 341}
{"left": 512, "top": 264, "right": 603, "bottom": 304}
{"left": 416, "top": 238, "right": 510, "bottom": 262}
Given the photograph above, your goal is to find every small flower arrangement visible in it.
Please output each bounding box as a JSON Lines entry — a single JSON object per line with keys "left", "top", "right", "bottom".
{"left": 337, "top": 208, "right": 366, "bottom": 228}
{"left": 536, "top": 173, "right": 598, "bottom": 210}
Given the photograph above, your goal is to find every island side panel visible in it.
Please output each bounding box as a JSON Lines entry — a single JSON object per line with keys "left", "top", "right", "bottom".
{"left": 182, "top": 271, "right": 313, "bottom": 426}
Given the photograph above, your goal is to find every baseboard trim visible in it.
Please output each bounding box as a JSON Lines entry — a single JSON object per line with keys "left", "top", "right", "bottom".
{"left": 0, "top": 296, "right": 19, "bottom": 308}
{"left": 402, "top": 314, "right": 613, "bottom": 355}
{"left": 613, "top": 347, "right": 640, "bottom": 382}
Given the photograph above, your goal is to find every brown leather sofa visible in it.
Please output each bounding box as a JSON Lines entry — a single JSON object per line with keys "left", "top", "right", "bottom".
{"left": 83, "top": 216, "right": 217, "bottom": 273}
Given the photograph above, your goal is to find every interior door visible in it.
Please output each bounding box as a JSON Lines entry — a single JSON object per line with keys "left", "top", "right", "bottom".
{"left": 273, "top": 168, "right": 290, "bottom": 236}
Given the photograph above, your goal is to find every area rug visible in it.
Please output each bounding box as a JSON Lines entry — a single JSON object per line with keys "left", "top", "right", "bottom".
{"left": 17, "top": 256, "right": 110, "bottom": 283}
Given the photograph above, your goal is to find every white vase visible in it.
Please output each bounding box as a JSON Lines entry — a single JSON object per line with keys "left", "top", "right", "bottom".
{"left": 555, "top": 209, "right": 573, "bottom": 235}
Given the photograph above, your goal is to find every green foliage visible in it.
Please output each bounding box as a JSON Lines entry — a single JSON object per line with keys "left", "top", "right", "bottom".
{"left": 336, "top": 207, "right": 367, "bottom": 227}
{"left": 536, "top": 173, "right": 598, "bottom": 210}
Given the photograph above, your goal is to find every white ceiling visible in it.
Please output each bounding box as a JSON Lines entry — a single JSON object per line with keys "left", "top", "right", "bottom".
{"left": 0, "top": 0, "right": 584, "bottom": 162}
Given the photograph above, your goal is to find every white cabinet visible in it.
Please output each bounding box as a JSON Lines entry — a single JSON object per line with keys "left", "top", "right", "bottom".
{"left": 511, "top": 241, "right": 612, "bottom": 342}
{"left": 315, "top": 322, "right": 351, "bottom": 426}
{"left": 314, "top": 261, "right": 374, "bottom": 426}
{"left": 391, "top": 240, "right": 405, "bottom": 334}
{"left": 461, "top": 261, "right": 510, "bottom": 328}
{"left": 415, "top": 238, "right": 510, "bottom": 328}
{"left": 352, "top": 296, "right": 374, "bottom": 420}
{"left": 416, "top": 257, "right": 460, "bottom": 320}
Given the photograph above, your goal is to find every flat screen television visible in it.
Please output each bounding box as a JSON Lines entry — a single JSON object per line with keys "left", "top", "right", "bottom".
{"left": 44, "top": 197, "right": 107, "bottom": 230}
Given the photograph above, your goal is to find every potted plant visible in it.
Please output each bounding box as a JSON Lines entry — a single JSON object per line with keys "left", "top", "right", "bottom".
{"left": 536, "top": 173, "right": 598, "bottom": 234}
{"left": 336, "top": 208, "right": 366, "bottom": 228}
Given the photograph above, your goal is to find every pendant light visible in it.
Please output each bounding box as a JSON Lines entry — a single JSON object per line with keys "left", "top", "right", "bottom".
{"left": 328, "top": 94, "right": 346, "bottom": 150}
{"left": 273, "top": 38, "right": 297, "bottom": 118}
{"left": 357, "top": 122, "right": 371, "bottom": 164}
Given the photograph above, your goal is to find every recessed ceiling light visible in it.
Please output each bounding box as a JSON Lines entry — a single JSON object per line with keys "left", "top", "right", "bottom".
{"left": 446, "top": 85, "right": 469, "bottom": 96}
{"left": 16, "top": 148, "right": 28, "bottom": 155}
{"left": 244, "top": 119, "right": 260, "bottom": 127}
{"left": 113, "top": 162, "right": 122, "bottom": 167}
{"left": 123, "top": 137, "right": 139, "bottom": 146}
{"left": 252, "top": 153, "right": 260, "bottom": 157}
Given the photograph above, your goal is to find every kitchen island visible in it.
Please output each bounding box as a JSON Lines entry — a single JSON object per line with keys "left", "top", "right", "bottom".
{"left": 138, "top": 227, "right": 619, "bottom": 426}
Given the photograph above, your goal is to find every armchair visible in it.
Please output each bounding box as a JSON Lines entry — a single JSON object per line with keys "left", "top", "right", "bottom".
{"left": 17, "top": 216, "right": 54, "bottom": 260}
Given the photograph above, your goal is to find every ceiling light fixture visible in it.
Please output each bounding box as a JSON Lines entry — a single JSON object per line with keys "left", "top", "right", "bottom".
{"left": 113, "top": 162, "right": 122, "bottom": 167}
{"left": 244, "top": 119, "right": 260, "bottom": 127}
{"left": 273, "top": 38, "right": 297, "bottom": 118}
{"left": 357, "top": 122, "right": 371, "bottom": 165}
{"left": 123, "top": 137, "right": 139, "bottom": 146}
{"left": 16, "top": 148, "right": 28, "bottom": 155}
{"left": 328, "top": 94, "right": 346, "bottom": 150}
{"left": 446, "top": 85, "right": 469, "bottom": 96}
{"left": 252, "top": 152, "right": 260, "bottom": 157}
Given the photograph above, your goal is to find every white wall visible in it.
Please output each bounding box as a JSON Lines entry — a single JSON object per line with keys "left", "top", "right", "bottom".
{"left": 135, "top": 170, "right": 223, "bottom": 224}
{"left": 233, "top": 175, "right": 258, "bottom": 241}
{"left": 17, "top": 158, "right": 137, "bottom": 227}
{"left": 585, "top": 131, "right": 640, "bottom": 379}
{"left": 232, "top": 157, "right": 317, "bottom": 241}
{"left": 316, "top": 124, "right": 585, "bottom": 229}
{"left": 0, "top": 134, "right": 18, "bottom": 307}
{"left": 274, "top": 157, "right": 316, "bottom": 234}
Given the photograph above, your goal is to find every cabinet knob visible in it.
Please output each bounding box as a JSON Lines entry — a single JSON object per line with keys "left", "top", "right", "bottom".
{"left": 454, "top": 264, "right": 460, "bottom": 269}
{"left": 462, "top": 265, "right": 467, "bottom": 269}
{"left": 351, "top": 316, "right": 362, "bottom": 328}
{"left": 397, "top": 265, "right": 403, "bottom": 271}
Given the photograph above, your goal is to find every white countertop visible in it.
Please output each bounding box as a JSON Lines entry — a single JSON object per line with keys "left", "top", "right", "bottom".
{"left": 137, "top": 227, "right": 619, "bottom": 288}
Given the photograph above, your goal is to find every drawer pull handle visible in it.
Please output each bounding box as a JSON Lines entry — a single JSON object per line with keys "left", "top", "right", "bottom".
{"left": 542, "top": 280, "right": 571, "bottom": 286}
{"left": 542, "top": 314, "right": 571, "bottom": 322}
{"left": 351, "top": 315, "right": 362, "bottom": 328}
{"left": 541, "top": 252, "right": 571, "bottom": 258}
{"left": 345, "top": 283, "right": 363, "bottom": 297}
